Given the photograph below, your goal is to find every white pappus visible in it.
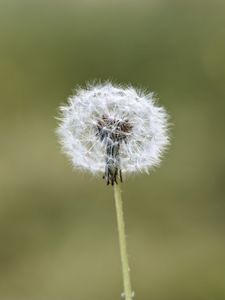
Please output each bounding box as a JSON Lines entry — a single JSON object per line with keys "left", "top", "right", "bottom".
{"left": 57, "top": 82, "right": 170, "bottom": 185}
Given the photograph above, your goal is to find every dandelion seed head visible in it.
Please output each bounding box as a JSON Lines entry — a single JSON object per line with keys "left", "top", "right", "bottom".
{"left": 57, "top": 82, "right": 169, "bottom": 180}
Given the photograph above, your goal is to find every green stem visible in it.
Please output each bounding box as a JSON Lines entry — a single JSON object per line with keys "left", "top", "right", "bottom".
{"left": 114, "top": 184, "right": 133, "bottom": 300}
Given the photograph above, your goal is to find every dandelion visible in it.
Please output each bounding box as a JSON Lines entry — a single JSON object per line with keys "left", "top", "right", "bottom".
{"left": 56, "top": 82, "right": 170, "bottom": 300}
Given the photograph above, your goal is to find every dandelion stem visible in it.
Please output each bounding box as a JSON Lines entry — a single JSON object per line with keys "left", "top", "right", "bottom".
{"left": 114, "top": 184, "right": 133, "bottom": 300}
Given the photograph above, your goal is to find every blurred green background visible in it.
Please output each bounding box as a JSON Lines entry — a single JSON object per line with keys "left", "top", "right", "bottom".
{"left": 0, "top": 0, "right": 225, "bottom": 299}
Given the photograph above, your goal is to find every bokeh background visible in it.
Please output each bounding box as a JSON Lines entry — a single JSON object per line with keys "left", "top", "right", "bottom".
{"left": 0, "top": 0, "right": 225, "bottom": 299}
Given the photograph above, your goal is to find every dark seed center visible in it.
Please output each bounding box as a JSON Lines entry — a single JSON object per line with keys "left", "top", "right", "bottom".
{"left": 95, "top": 115, "right": 132, "bottom": 186}
{"left": 96, "top": 114, "right": 132, "bottom": 143}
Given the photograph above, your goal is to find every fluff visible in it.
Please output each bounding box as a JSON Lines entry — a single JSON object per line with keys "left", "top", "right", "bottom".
{"left": 57, "top": 82, "right": 169, "bottom": 183}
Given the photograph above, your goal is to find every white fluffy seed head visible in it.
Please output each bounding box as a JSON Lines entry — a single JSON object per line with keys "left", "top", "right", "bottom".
{"left": 57, "top": 82, "right": 170, "bottom": 176}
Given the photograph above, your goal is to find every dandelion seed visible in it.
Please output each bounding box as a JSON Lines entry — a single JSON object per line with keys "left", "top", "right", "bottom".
{"left": 57, "top": 82, "right": 169, "bottom": 184}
